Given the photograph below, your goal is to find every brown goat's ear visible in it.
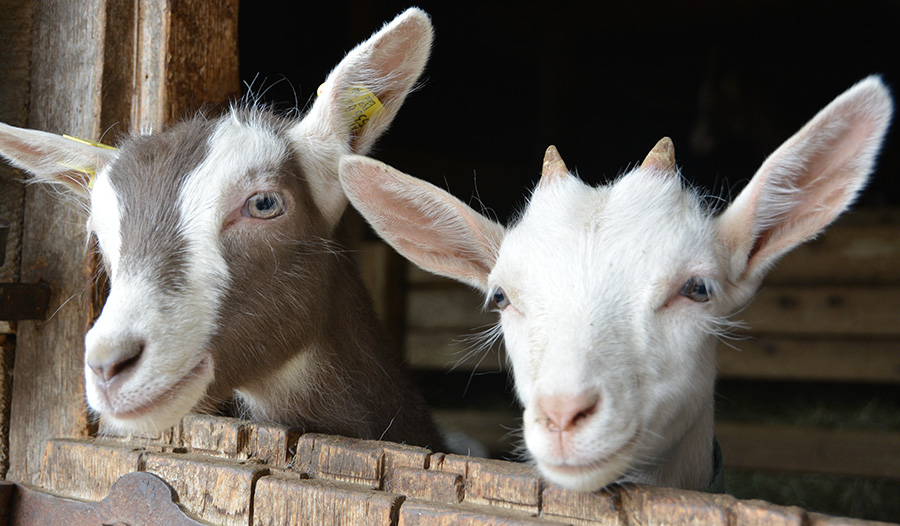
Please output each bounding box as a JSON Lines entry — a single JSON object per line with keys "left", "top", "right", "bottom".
{"left": 340, "top": 155, "right": 504, "bottom": 292}
{"left": 717, "top": 76, "right": 892, "bottom": 288}
{"left": 292, "top": 8, "right": 433, "bottom": 227}
{"left": 539, "top": 145, "right": 570, "bottom": 186}
{"left": 0, "top": 122, "right": 116, "bottom": 198}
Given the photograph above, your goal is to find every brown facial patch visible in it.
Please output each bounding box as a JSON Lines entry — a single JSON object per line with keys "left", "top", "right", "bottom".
{"left": 106, "top": 118, "right": 217, "bottom": 291}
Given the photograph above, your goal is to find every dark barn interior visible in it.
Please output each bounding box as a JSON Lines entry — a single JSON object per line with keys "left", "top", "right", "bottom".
{"left": 239, "top": 0, "right": 900, "bottom": 521}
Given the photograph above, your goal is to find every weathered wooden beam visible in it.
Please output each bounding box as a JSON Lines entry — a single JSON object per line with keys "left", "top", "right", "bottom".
{"left": 8, "top": 0, "right": 108, "bottom": 486}
{"left": 716, "top": 338, "right": 900, "bottom": 383}
{"left": 5, "top": 0, "right": 240, "bottom": 487}
{"left": 0, "top": 284, "right": 51, "bottom": 321}
{"left": 717, "top": 422, "right": 900, "bottom": 479}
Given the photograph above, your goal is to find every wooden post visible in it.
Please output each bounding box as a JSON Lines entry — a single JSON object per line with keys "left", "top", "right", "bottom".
{"left": 4, "top": 0, "right": 239, "bottom": 485}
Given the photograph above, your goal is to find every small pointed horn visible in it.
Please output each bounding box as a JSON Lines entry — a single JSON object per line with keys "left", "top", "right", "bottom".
{"left": 540, "top": 145, "right": 569, "bottom": 185}
{"left": 640, "top": 137, "right": 676, "bottom": 172}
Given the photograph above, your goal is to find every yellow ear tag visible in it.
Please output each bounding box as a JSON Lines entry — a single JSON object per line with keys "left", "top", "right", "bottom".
{"left": 317, "top": 82, "right": 384, "bottom": 132}
{"left": 60, "top": 134, "right": 116, "bottom": 189}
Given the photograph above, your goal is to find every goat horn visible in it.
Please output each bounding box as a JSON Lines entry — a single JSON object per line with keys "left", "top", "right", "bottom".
{"left": 640, "top": 137, "right": 676, "bottom": 171}
{"left": 540, "top": 145, "right": 569, "bottom": 185}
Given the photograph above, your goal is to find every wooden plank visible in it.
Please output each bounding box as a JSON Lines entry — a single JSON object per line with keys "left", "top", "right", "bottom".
{"left": 0, "top": 0, "right": 31, "bottom": 286}
{"left": 541, "top": 484, "right": 622, "bottom": 525}
{"left": 389, "top": 467, "right": 464, "bottom": 504}
{"left": 7, "top": 0, "right": 107, "bottom": 486}
{"left": 716, "top": 422, "right": 900, "bottom": 479}
{"left": 618, "top": 485, "right": 731, "bottom": 526}
{"left": 397, "top": 500, "right": 557, "bottom": 526}
{"left": 717, "top": 338, "right": 900, "bottom": 383}
{"left": 293, "top": 434, "right": 385, "bottom": 489}
{"left": 428, "top": 453, "right": 541, "bottom": 514}
{"left": 37, "top": 439, "right": 142, "bottom": 502}
{"left": 766, "top": 222, "right": 900, "bottom": 285}
{"left": 253, "top": 475, "right": 403, "bottom": 526}
{"left": 163, "top": 0, "right": 240, "bottom": 124}
{"left": 728, "top": 499, "right": 807, "bottom": 526}
{"left": 245, "top": 421, "right": 303, "bottom": 468}
{"left": 134, "top": 0, "right": 240, "bottom": 132}
{"left": 182, "top": 414, "right": 250, "bottom": 459}
{"left": 143, "top": 452, "right": 268, "bottom": 526}
{"left": 464, "top": 458, "right": 542, "bottom": 514}
{"left": 740, "top": 286, "right": 900, "bottom": 337}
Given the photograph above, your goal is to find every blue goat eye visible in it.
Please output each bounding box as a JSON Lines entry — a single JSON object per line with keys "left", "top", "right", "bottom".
{"left": 244, "top": 192, "right": 285, "bottom": 219}
{"left": 492, "top": 288, "right": 511, "bottom": 309}
{"left": 680, "top": 277, "right": 712, "bottom": 303}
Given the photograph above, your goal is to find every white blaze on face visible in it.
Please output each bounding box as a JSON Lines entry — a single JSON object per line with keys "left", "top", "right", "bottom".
{"left": 83, "top": 112, "right": 290, "bottom": 433}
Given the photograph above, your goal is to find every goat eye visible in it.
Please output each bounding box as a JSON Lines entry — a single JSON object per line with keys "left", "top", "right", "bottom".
{"left": 492, "top": 287, "right": 511, "bottom": 310}
{"left": 680, "top": 276, "right": 712, "bottom": 303}
{"left": 244, "top": 192, "right": 285, "bottom": 219}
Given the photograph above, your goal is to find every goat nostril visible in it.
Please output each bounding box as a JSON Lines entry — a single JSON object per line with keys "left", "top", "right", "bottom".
{"left": 541, "top": 392, "right": 601, "bottom": 433}
{"left": 89, "top": 342, "right": 145, "bottom": 382}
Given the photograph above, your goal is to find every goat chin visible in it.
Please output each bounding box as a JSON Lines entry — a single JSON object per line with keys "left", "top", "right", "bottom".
{"left": 90, "top": 356, "right": 215, "bottom": 435}
{"left": 536, "top": 452, "right": 634, "bottom": 492}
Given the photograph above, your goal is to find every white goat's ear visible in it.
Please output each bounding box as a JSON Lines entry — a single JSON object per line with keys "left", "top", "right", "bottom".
{"left": 340, "top": 155, "right": 504, "bottom": 292}
{"left": 0, "top": 122, "right": 116, "bottom": 198}
{"left": 294, "top": 7, "right": 433, "bottom": 227}
{"left": 717, "top": 76, "right": 893, "bottom": 285}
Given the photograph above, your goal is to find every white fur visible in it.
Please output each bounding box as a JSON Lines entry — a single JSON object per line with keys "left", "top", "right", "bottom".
{"left": 340, "top": 76, "right": 893, "bottom": 491}
{"left": 0, "top": 8, "right": 434, "bottom": 435}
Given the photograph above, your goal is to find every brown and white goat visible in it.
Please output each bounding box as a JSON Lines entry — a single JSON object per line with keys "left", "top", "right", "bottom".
{"left": 340, "top": 77, "right": 893, "bottom": 489}
{"left": 0, "top": 8, "right": 442, "bottom": 448}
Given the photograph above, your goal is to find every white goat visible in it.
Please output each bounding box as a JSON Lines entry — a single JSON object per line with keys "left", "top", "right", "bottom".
{"left": 339, "top": 76, "right": 893, "bottom": 490}
{"left": 0, "top": 8, "right": 443, "bottom": 448}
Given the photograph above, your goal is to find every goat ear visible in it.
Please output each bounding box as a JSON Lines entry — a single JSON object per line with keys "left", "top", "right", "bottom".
{"left": 0, "top": 122, "right": 116, "bottom": 198}
{"left": 340, "top": 155, "right": 504, "bottom": 292}
{"left": 717, "top": 76, "right": 893, "bottom": 286}
{"left": 293, "top": 8, "right": 432, "bottom": 227}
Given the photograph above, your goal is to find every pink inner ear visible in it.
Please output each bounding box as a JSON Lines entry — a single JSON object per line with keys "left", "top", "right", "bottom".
{"left": 341, "top": 157, "right": 502, "bottom": 292}
{"left": 733, "top": 80, "right": 890, "bottom": 279}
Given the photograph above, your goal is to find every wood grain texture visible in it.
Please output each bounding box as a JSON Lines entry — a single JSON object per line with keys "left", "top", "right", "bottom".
{"left": 716, "top": 422, "right": 900, "bottom": 479}
{"left": 37, "top": 438, "right": 142, "bottom": 502}
{"left": 253, "top": 475, "right": 402, "bottom": 526}
{"left": 717, "top": 338, "right": 900, "bottom": 383}
{"left": 397, "top": 500, "right": 556, "bottom": 526}
{"left": 739, "top": 286, "right": 900, "bottom": 337}
{"left": 164, "top": 0, "right": 240, "bottom": 123}
{"left": 389, "top": 467, "right": 464, "bottom": 504}
{"left": 15, "top": 416, "right": 895, "bottom": 526}
{"left": 541, "top": 484, "right": 622, "bottom": 525}
{"left": 618, "top": 485, "right": 731, "bottom": 526}
{"left": 144, "top": 452, "right": 268, "bottom": 526}
{"left": 7, "top": 0, "right": 105, "bottom": 485}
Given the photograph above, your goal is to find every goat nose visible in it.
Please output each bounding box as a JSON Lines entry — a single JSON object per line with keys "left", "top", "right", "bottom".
{"left": 87, "top": 340, "right": 144, "bottom": 382}
{"left": 539, "top": 393, "right": 601, "bottom": 433}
